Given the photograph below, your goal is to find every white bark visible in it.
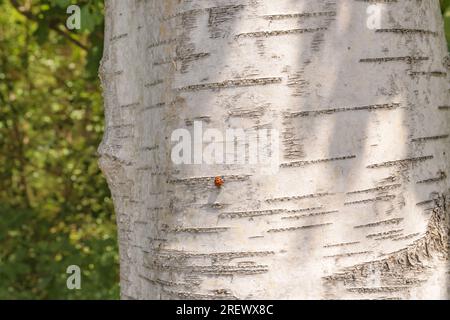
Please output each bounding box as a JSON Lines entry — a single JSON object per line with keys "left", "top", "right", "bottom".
{"left": 99, "top": 0, "right": 450, "bottom": 299}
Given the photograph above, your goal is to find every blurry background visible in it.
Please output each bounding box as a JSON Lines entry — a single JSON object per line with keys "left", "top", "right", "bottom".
{"left": 0, "top": 0, "right": 449, "bottom": 300}
{"left": 0, "top": 0, "right": 117, "bottom": 299}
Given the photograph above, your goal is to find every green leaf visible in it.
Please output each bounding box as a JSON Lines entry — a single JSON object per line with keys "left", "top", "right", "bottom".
{"left": 80, "top": 5, "right": 95, "bottom": 32}
{"left": 54, "top": 0, "right": 71, "bottom": 8}
{"left": 33, "top": 22, "right": 50, "bottom": 45}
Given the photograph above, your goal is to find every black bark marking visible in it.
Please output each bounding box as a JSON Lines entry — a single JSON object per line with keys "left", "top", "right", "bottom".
{"left": 281, "top": 210, "right": 339, "bottom": 219}
{"left": 285, "top": 103, "right": 400, "bottom": 117}
{"left": 347, "top": 183, "right": 402, "bottom": 195}
{"left": 416, "top": 171, "right": 447, "bottom": 184}
{"left": 267, "top": 222, "right": 333, "bottom": 233}
{"left": 411, "top": 134, "right": 449, "bottom": 142}
{"left": 375, "top": 29, "right": 437, "bottom": 36}
{"left": 354, "top": 218, "right": 403, "bottom": 229}
{"left": 263, "top": 11, "right": 336, "bottom": 20}
{"left": 367, "top": 156, "right": 433, "bottom": 169}
{"left": 235, "top": 27, "right": 328, "bottom": 39}
{"left": 344, "top": 195, "right": 396, "bottom": 206}
{"left": 177, "top": 77, "right": 282, "bottom": 92}
{"left": 281, "top": 155, "right": 356, "bottom": 168}
{"left": 360, "top": 56, "right": 429, "bottom": 63}
{"left": 324, "top": 251, "right": 373, "bottom": 259}
{"left": 266, "top": 192, "right": 333, "bottom": 203}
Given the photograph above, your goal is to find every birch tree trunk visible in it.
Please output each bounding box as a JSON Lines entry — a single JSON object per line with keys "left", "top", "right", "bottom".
{"left": 99, "top": 0, "right": 450, "bottom": 300}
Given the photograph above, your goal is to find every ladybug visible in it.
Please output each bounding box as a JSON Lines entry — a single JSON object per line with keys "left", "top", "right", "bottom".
{"left": 214, "top": 176, "right": 224, "bottom": 188}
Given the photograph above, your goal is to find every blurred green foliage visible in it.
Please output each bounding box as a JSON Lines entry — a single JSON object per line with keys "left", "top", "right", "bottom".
{"left": 0, "top": 0, "right": 119, "bottom": 299}
{"left": 0, "top": 0, "right": 449, "bottom": 300}
{"left": 442, "top": 0, "right": 450, "bottom": 51}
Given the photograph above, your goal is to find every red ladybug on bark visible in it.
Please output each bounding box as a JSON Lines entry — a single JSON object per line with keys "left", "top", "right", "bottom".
{"left": 214, "top": 176, "right": 224, "bottom": 188}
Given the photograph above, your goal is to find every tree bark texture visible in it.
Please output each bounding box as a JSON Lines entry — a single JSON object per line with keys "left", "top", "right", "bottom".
{"left": 99, "top": 0, "right": 450, "bottom": 299}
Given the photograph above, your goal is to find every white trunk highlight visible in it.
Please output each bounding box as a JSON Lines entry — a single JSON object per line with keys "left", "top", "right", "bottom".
{"left": 99, "top": 0, "right": 450, "bottom": 299}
